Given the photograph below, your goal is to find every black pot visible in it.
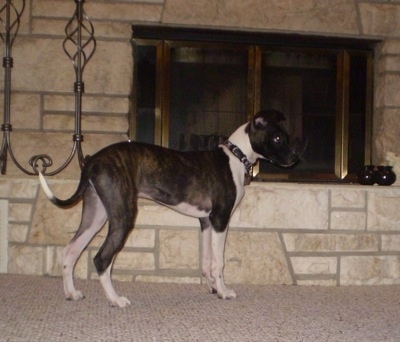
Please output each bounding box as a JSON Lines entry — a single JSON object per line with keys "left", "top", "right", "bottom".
{"left": 374, "top": 165, "right": 397, "bottom": 186}
{"left": 357, "top": 165, "right": 376, "bottom": 185}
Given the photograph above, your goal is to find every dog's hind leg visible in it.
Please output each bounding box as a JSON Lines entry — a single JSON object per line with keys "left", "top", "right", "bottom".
{"left": 93, "top": 195, "right": 137, "bottom": 307}
{"left": 95, "top": 216, "right": 135, "bottom": 307}
{"left": 211, "top": 228, "right": 237, "bottom": 299}
{"left": 63, "top": 184, "right": 107, "bottom": 301}
{"left": 99, "top": 262, "right": 131, "bottom": 307}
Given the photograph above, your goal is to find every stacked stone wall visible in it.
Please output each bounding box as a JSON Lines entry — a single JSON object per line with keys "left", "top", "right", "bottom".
{"left": 3, "top": 0, "right": 400, "bottom": 286}
{"left": 7, "top": 179, "right": 400, "bottom": 286}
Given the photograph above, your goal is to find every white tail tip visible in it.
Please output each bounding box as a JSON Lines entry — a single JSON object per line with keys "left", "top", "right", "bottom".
{"left": 38, "top": 171, "right": 55, "bottom": 200}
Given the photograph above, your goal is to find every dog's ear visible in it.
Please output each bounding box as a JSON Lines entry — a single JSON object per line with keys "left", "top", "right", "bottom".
{"left": 252, "top": 110, "right": 286, "bottom": 129}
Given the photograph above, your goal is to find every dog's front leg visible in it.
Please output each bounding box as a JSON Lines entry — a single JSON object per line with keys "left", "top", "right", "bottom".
{"left": 200, "top": 218, "right": 216, "bottom": 294}
{"left": 211, "top": 228, "right": 236, "bottom": 299}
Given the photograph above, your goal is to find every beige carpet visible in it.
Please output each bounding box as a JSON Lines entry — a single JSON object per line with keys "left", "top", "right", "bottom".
{"left": 1, "top": 274, "right": 400, "bottom": 341}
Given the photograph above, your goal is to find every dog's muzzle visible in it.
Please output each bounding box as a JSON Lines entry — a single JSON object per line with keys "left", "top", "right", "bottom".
{"left": 289, "top": 138, "right": 309, "bottom": 167}
{"left": 270, "top": 138, "right": 305, "bottom": 168}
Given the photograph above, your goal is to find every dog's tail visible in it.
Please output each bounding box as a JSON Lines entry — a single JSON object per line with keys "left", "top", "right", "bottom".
{"left": 39, "top": 172, "right": 86, "bottom": 208}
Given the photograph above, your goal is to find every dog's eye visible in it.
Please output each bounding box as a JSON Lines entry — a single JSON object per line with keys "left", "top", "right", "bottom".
{"left": 272, "top": 133, "right": 285, "bottom": 145}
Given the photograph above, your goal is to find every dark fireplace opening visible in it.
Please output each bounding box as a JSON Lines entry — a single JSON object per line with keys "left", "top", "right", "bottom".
{"left": 131, "top": 25, "right": 377, "bottom": 182}
{"left": 169, "top": 47, "right": 248, "bottom": 151}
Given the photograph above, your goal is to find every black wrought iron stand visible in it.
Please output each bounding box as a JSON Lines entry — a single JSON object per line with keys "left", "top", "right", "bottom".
{"left": 0, "top": 0, "right": 96, "bottom": 175}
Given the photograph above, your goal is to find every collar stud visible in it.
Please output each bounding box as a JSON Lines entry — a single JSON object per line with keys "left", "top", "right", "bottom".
{"left": 223, "top": 140, "right": 253, "bottom": 184}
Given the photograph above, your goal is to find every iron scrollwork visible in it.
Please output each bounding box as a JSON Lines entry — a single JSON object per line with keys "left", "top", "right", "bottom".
{"left": 0, "top": 0, "right": 96, "bottom": 175}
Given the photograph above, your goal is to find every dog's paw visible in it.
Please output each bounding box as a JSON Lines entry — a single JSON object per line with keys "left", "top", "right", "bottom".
{"left": 109, "top": 296, "right": 131, "bottom": 308}
{"left": 65, "top": 290, "right": 85, "bottom": 301}
{"left": 218, "top": 288, "right": 237, "bottom": 300}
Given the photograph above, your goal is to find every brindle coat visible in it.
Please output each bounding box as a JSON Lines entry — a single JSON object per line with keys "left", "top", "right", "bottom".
{"left": 40, "top": 110, "right": 299, "bottom": 307}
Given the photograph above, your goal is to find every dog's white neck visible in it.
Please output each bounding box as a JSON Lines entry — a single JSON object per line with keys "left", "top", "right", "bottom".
{"left": 226, "top": 123, "right": 260, "bottom": 165}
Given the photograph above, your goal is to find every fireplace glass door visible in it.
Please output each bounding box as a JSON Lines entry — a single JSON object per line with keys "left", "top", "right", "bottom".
{"left": 131, "top": 26, "right": 374, "bottom": 182}
{"left": 259, "top": 50, "right": 337, "bottom": 176}
{"left": 167, "top": 45, "right": 248, "bottom": 151}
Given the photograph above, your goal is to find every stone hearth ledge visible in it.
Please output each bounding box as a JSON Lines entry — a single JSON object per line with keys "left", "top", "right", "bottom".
{"left": 4, "top": 177, "right": 400, "bottom": 286}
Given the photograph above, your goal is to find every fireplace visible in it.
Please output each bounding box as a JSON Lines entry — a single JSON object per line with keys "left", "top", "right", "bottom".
{"left": 168, "top": 46, "right": 247, "bottom": 151}
{"left": 130, "top": 25, "right": 377, "bottom": 182}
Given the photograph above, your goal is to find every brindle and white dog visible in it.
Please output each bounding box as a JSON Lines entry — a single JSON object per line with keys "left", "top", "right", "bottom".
{"left": 39, "top": 110, "right": 300, "bottom": 307}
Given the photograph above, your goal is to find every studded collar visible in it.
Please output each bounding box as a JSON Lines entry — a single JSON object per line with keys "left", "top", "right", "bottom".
{"left": 223, "top": 140, "right": 253, "bottom": 183}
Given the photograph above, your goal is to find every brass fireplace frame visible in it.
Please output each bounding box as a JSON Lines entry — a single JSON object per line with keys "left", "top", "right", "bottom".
{"left": 131, "top": 25, "right": 377, "bottom": 182}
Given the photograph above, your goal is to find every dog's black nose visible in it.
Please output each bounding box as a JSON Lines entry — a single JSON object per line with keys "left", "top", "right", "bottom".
{"left": 291, "top": 138, "right": 308, "bottom": 158}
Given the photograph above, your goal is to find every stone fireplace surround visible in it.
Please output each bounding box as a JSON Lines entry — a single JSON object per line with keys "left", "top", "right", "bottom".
{"left": 3, "top": 0, "right": 400, "bottom": 287}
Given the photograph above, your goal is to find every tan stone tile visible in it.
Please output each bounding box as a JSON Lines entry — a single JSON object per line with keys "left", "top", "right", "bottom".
{"left": 0, "top": 180, "right": 37, "bottom": 199}
{"left": 330, "top": 211, "right": 366, "bottom": 230}
{"left": 373, "top": 109, "right": 400, "bottom": 167}
{"left": 359, "top": 3, "right": 400, "bottom": 36}
{"left": 83, "top": 115, "right": 128, "bottom": 133}
{"left": 224, "top": 232, "right": 292, "bottom": 285}
{"left": 379, "top": 39, "right": 400, "bottom": 55}
{"left": 114, "top": 251, "right": 155, "bottom": 271}
{"left": 4, "top": 131, "right": 126, "bottom": 178}
{"left": 84, "top": 40, "right": 133, "bottom": 95}
{"left": 159, "top": 230, "right": 199, "bottom": 270}
{"left": 8, "top": 245, "right": 44, "bottom": 275}
{"left": 43, "top": 94, "right": 75, "bottom": 111}
{"left": 87, "top": 21, "right": 133, "bottom": 39}
{"left": 77, "top": 133, "right": 128, "bottom": 158}
{"left": 46, "top": 246, "right": 63, "bottom": 276}
{"left": 382, "top": 234, "right": 400, "bottom": 252}
{"left": 14, "top": 0, "right": 30, "bottom": 34}
{"left": 233, "top": 184, "right": 328, "bottom": 229}
{"left": 3, "top": 131, "right": 82, "bottom": 177}
{"left": 32, "top": 0, "right": 74, "bottom": 17}
{"left": 330, "top": 189, "right": 365, "bottom": 208}
{"left": 125, "top": 228, "right": 155, "bottom": 248}
{"left": 283, "top": 233, "right": 379, "bottom": 252}
{"left": 13, "top": 38, "right": 132, "bottom": 96}
{"left": 341, "top": 255, "right": 400, "bottom": 285}
{"left": 86, "top": 2, "right": 163, "bottom": 21}
{"left": 90, "top": 272, "right": 99, "bottom": 280}
{"left": 43, "top": 114, "right": 74, "bottom": 131}
{"left": 375, "top": 74, "right": 400, "bottom": 108}
{"left": 13, "top": 38, "right": 75, "bottom": 93}
{"left": 112, "top": 274, "right": 134, "bottom": 282}
{"left": 0, "top": 93, "right": 41, "bottom": 130}
{"left": 367, "top": 188, "right": 400, "bottom": 231}
{"left": 43, "top": 114, "right": 128, "bottom": 133}
{"left": 30, "top": 188, "right": 82, "bottom": 245}
{"left": 33, "top": 1, "right": 160, "bottom": 37}
{"left": 33, "top": 18, "right": 134, "bottom": 40}
{"left": 297, "top": 279, "right": 337, "bottom": 286}
{"left": 44, "top": 94, "right": 129, "bottom": 113}
{"left": 163, "top": 0, "right": 359, "bottom": 35}
{"left": 378, "top": 55, "right": 400, "bottom": 73}
{"left": 9, "top": 203, "right": 32, "bottom": 222}
{"left": 136, "top": 275, "right": 201, "bottom": 284}
{"left": 31, "top": 18, "right": 66, "bottom": 36}
{"left": 8, "top": 224, "right": 29, "bottom": 243}
{"left": 291, "top": 256, "right": 337, "bottom": 275}
{"left": 384, "top": 153, "right": 400, "bottom": 186}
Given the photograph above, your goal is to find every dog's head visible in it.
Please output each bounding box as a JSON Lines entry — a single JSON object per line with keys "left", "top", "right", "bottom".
{"left": 246, "top": 110, "right": 301, "bottom": 168}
